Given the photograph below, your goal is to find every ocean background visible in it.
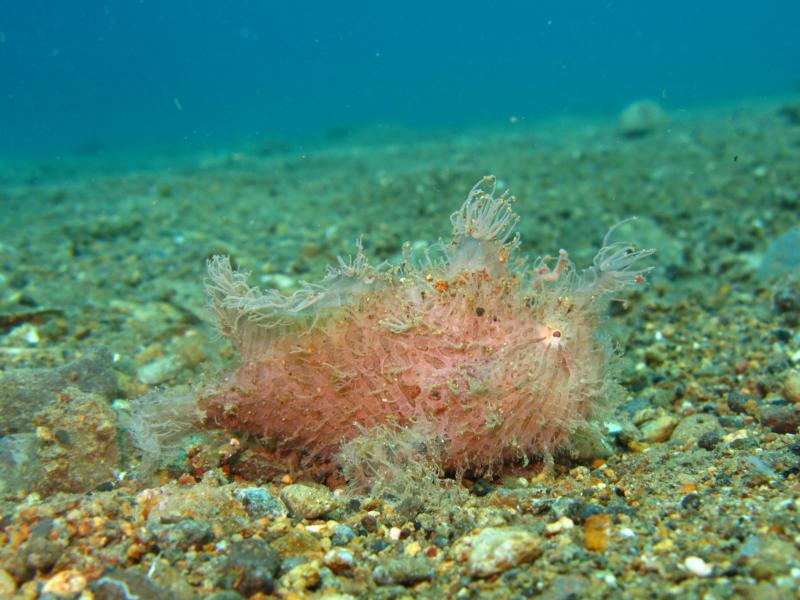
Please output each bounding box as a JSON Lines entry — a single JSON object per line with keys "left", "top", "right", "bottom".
{"left": 2, "top": 1, "right": 799, "bottom": 162}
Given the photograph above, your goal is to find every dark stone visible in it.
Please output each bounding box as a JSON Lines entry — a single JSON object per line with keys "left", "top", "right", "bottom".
{"left": 361, "top": 513, "right": 378, "bottom": 533}
{"left": 698, "top": 431, "right": 721, "bottom": 450}
{"left": 727, "top": 392, "right": 751, "bottom": 414}
{"left": 20, "top": 535, "right": 61, "bottom": 572}
{"left": 760, "top": 405, "right": 800, "bottom": 434}
{"left": 224, "top": 538, "right": 280, "bottom": 596}
{"left": 681, "top": 493, "right": 702, "bottom": 511}
{"left": 774, "top": 284, "right": 800, "bottom": 319}
{"left": 779, "top": 104, "right": 800, "bottom": 125}
{"left": 469, "top": 478, "right": 495, "bottom": 497}
{"left": 53, "top": 429, "right": 71, "bottom": 445}
{"left": 567, "top": 502, "right": 604, "bottom": 524}
{"left": 773, "top": 328, "right": 792, "bottom": 343}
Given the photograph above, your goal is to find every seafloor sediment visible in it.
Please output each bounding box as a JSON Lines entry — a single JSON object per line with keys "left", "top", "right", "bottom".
{"left": 0, "top": 98, "right": 799, "bottom": 598}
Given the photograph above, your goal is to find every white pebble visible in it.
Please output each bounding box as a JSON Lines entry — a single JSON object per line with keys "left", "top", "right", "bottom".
{"left": 684, "top": 556, "right": 712, "bottom": 577}
{"left": 545, "top": 516, "right": 574, "bottom": 535}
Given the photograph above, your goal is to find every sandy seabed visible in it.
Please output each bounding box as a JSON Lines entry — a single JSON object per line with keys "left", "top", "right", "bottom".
{"left": 0, "top": 97, "right": 799, "bottom": 598}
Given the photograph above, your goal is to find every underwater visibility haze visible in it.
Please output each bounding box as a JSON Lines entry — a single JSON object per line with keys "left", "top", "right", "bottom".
{"left": 1, "top": 2, "right": 800, "bottom": 598}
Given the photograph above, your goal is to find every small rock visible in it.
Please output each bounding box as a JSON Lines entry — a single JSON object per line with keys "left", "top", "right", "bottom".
{"left": 280, "top": 560, "right": 321, "bottom": 592}
{"left": 92, "top": 569, "right": 172, "bottom": 600}
{"left": 137, "top": 356, "right": 181, "bottom": 385}
{"left": 670, "top": 414, "right": 724, "bottom": 445}
{"left": 759, "top": 405, "right": 800, "bottom": 434}
{"left": 719, "top": 415, "right": 745, "bottom": 429}
{"left": 697, "top": 431, "right": 721, "bottom": 450}
{"left": 224, "top": 539, "right": 281, "bottom": 596}
{"left": 779, "top": 103, "right": 800, "bottom": 125}
{"left": 639, "top": 415, "right": 679, "bottom": 443}
{"left": 235, "top": 487, "right": 288, "bottom": 519}
{"left": 684, "top": 556, "right": 713, "bottom": 577}
{"left": 156, "top": 518, "right": 213, "bottom": 551}
{"left": 0, "top": 433, "right": 39, "bottom": 494}
{"left": 331, "top": 524, "right": 356, "bottom": 546}
{"left": 727, "top": 391, "right": 752, "bottom": 414}
{"left": 271, "top": 529, "right": 322, "bottom": 558}
{"left": 280, "top": 484, "right": 336, "bottom": 519}
{"left": 545, "top": 516, "right": 575, "bottom": 536}
{"left": 453, "top": 526, "right": 542, "bottom": 578}
{"left": 323, "top": 547, "right": 355, "bottom": 573}
{"left": 42, "top": 569, "right": 88, "bottom": 596}
{"left": 0, "top": 345, "right": 118, "bottom": 435}
{"left": 783, "top": 370, "right": 800, "bottom": 403}
{"left": 619, "top": 99, "right": 668, "bottom": 137}
{"left": 541, "top": 575, "right": 590, "bottom": 599}
{"left": 373, "top": 556, "right": 435, "bottom": 586}
{"left": 680, "top": 493, "right": 702, "bottom": 511}
{"left": 360, "top": 513, "right": 378, "bottom": 532}
{"left": 32, "top": 390, "right": 121, "bottom": 496}
{"left": 773, "top": 280, "right": 800, "bottom": 322}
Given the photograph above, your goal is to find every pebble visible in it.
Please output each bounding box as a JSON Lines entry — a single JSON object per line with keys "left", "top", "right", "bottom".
{"left": 271, "top": 529, "right": 322, "bottom": 557}
{"left": 639, "top": 415, "right": 679, "bottom": 443}
{"left": 91, "top": 569, "right": 172, "bottom": 600}
{"left": 323, "top": 547, "right": 355, "bottom": 573}
{"left": 697, "top": 431, "right": 721, "bottom": 450}
{"left": 453, "top": 526, "right": 542, "bottom": 578}
{"left": 137, "top": 356, "right": 181, "bottom": 385}
{"left": 156, "top": 518, "right": 213, "bottom": 551}
{"left": 280, "top": 560, "right": 321, "bottom": 592}
{"left": 783, "top": 370, "right": 800, "bottom": 403}
{"left": 680, "top": 493, "right": 702, "bottom": 511}
{"left": 235, "top": 487, "right": 288, "bottom": 519}
{"left": 280, "top": 483, "right": 336, "bottom": 519}
{"left": 684, "top": 556, "right": 713, "bottom": 577}
{"left": 41, "top": 569, "right": 88, "bottom": 596}
{"left": 331, "top": 523, "right": 356, "bottom": 546}
{"left": 224, "top": 538, "right": 281, "bottom": 596}
{"left": 670, "top": 413, "right": 723, "bottom": 445}
{"left": 373, "top": 556, "right": 435, "bottom": 585}
{"left": 618, "top": 99, "right": 668, "bottom": 137}
{"left": 727, "top": 391, "right": 751, "bottom": 414}
{"left": 759, "top": 405, "right": 800, "bottom": 434}
{"left": 545, "top": 516, "right": 575, "bottom": 536}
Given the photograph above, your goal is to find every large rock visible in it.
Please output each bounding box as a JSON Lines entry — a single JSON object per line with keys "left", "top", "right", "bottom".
{"left": 0, "top": 345, "right": 117, "bottom": 435}
{"left": 619, "top": 99, "right": 668, "bottom": 138}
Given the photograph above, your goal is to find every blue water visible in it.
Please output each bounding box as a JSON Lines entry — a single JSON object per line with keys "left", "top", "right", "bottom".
{"left": 1, "top": 1, "right": 798, "bottom": 160}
